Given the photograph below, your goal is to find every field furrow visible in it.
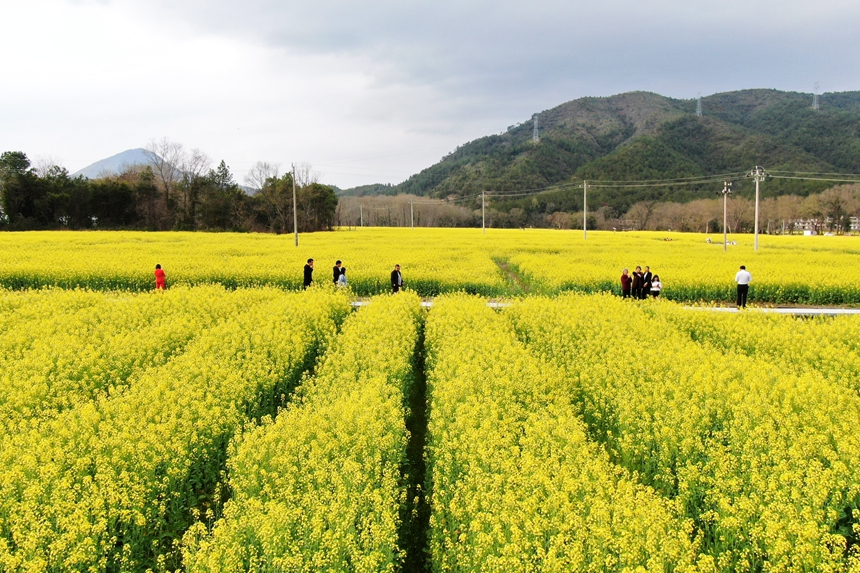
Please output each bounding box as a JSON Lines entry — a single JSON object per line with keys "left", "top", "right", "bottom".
{"left": 425, "top": 294, "right": 698, "bottom": 573}
{"left": 507, "top": 294, "right": 860, "bottom": 572}
{"left": 183, "top": 292, "right": 422, "bottom": 572}
{"left": 0, "top": 289, "right": 350, "bottom": 572}
{"left": 0, "top": 286, "right": 284, "bottom": 434}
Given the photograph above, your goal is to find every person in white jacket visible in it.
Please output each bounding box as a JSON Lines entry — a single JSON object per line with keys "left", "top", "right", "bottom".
{"left": 650, "top": 275, "right": 662, "bottom": 297}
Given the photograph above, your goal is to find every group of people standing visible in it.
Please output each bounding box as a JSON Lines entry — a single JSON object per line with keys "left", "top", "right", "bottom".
{"left": 303, "top": 259, "right": 405, "bottom": 292}
{"left": 620, "top": 266, "right": 662, "bottom": 299}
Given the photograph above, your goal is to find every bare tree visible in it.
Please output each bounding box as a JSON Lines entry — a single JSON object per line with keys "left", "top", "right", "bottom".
{"left": 292, "top": 162, "right": 320, "bottom": 187}
{"left": 627, "top": 200, "right": 659, "bottom": 230}
{"left": 770, "top": 195, "right": 800, "bottom": 233}
{"left": 819, "top": 186, "right": 855, "bottom": 233}
{"left": 144, "top": 138, "right": 184, "bottom": 209}
{"left": 800, "top": 194, "right": 823, "bottom": 233}
{"left": 245, "top": 161, "right": 293, "bottom": 233}
{"left": 548, "top": 211, "right": 572, "bottom": 229}
{"left": 32, "top": 155, "right": 64, "bottom": 178}
{"left": 726, "top": 196, "right": 752, "bottom": 233}
{"left": 177, "top": 148, "right": 211, "bottom": 227}
{"left": 143, "top": 138, "right": 213, "bottom": 228}
{"left": 245, "top": 161, "right": 280, "bottom": 194}
{"left": 336, "top": 195, "right": 472, "bottom": 228}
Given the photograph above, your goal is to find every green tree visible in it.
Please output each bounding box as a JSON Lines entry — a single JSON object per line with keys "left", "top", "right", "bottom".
{"left": 0, "top": 152, "right": 32, "bottom": 224}
{"left": 198, "top": 160, "right": 245, "bottom": 230}
{"left": 297, "top": 182, "right": 338, "bottom": 231}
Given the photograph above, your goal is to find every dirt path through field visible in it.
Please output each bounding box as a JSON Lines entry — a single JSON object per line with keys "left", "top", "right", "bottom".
{"left": 493, "top": 258, "right": 531, "bottom": 294}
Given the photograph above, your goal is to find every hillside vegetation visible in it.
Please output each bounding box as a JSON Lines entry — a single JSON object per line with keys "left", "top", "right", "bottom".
{"left": 342, "top": 89, "right": 860, "bottom": 218}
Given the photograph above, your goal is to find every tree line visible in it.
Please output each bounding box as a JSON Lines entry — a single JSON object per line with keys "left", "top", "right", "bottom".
{"left": 0, "top": 140, "right": 338, "bottom": 233}
{"left": 327, "top": 184, "right": 860, "bottom": 234}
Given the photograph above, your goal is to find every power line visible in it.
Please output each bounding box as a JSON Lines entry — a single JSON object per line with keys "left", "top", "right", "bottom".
{"left": 380, "top": 169, "right": 860, "bottom": 208}
{"left": 768, "top": 170, "right": 860, "bottom": 177}
{"left": 770, "top": 175, "right": 860, "bottom": 183}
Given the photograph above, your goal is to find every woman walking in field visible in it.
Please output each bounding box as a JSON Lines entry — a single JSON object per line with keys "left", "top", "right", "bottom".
{"left": 154, "top": 264, "right": 166, "bottom": 291}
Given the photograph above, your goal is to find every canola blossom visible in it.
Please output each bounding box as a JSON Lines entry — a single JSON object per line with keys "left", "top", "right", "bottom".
{"left": 506, "top": 294, "right": 860, "bottom": 572}
{"left": 0, "top": 286, "right": 277, "bottom": 434}
{"left": 2, "top": 225, "right": 860, "bottom": 573}
{"left": 654, "top": 304, "right": 860, "bottom": 394}
{"left": 0, "top": 288, "right": 350, "bottom": 572}
{"left": 424, "top": 294, "right": 699, "bottom": 573}
{"left": 1, "top": 229, "right": 859, "bottom": 303}
{"left": 183, "top": 292, "right": 422, "bottom": 572}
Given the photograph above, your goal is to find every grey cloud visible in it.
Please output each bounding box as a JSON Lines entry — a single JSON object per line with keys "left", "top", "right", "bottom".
{"left": 136, "top": 0, "right": 860, "bottom": 99}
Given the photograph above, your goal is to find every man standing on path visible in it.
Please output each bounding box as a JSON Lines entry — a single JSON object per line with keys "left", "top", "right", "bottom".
{"left": 391, "top": 264, "right": 404, "bottom": 293}
{"left": 333, "top": 260, "right": 342, "bottom": 284}
{"left": 303, "top": 259, "right": 314, "bottom": 289}
{"left": 735, "top": 265, "right": 752, "bottom": 308}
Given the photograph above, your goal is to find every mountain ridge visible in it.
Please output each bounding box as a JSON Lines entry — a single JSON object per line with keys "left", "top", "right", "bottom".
{"left": 72, "top": 148, "right": 150, "bottom": 179}
{"left": 340, "top": 88, "right": 860, "bottom": 216}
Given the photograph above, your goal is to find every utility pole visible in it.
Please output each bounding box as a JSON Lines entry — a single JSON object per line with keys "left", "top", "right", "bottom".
{"left": 719, "top": 181, "right": 732, "bottom": 252}
{"left": 360, "top": 204, "right": 363, "bottom": 228}
{"left": 582, "top": 180, "right": 588, "bottom": 240}
{"left": 747, "top": 166, "right": 769, "bottom": 251}
{"left": 291, "top": 163, "right": 299, "bottom": 247}
{"left": 410, "top": 199, "right": 414, "bottom": 230}
{"left": 482, "top": 190, "right": 486, "bottom": 234}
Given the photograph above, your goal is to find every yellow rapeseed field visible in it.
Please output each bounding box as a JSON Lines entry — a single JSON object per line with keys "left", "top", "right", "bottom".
{"left": 1, "top": 228, "right": 859, "bottom": 572}
{"left": 184, "top": 293, "right": 422, "bottom": 572}
{"left": 0, "top": 228, "right": 858, "bottom": 302}
{"left": 507, "top": 294, "right": 860, "bottom": 572}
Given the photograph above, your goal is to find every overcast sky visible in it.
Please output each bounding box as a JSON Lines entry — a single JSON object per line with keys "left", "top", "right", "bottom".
{"left": 2, "top": 0, "right": 858, "bottom": 188}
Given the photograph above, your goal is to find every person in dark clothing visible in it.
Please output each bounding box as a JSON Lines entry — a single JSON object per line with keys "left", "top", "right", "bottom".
{"left": 303, "top": 259, "right": 314, "bottom": 289}
{"left": 333, "top": 260, "right": 342, "bottom": 284}
{"left": 391, "top": 264, "right": 404, "bottom": 293}
{"left": 631, "top": 266, "right": 644, "bottom": 299}
{"left": 641, "top": 266, "right": 653, "bottom": 300}
{"left": 620, "top": 268, "right": 632, "bottom": 298}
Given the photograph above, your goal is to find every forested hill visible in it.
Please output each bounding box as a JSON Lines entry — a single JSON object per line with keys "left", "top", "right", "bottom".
{"left": 348, "top": 89, "right": 860, "bottom": 216}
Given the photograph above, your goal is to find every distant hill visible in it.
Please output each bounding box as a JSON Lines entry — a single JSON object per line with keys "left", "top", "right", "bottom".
{"left": 72, "top": 148, "right": 151, "bottom": 179}
{"left": 337, "top": 183, "right": 397, "bottom": 197}
{"left": 378, "top": 89, "right": 860, "bottom": 216}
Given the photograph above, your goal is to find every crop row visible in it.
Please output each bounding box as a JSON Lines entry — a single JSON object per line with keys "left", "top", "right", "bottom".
{"left": 183, "top": 293, "right": 423, "bottom": 572}
{"left": 652, "top": 304, "right": 860, "bottom": 394}
{"left": 424, "top": 294, "right": 699, "bottom": 572}
{"left": 507, "top": 294, "right": 860, "bottom": 572}
{"left": 3, "top": 286, "right": 860, "bottom": 572}
{"left": 0, "top": 289, "right": 351, "bottom": 572}
{"left": 0, "top": 286, "right": 283, "bottom": 435}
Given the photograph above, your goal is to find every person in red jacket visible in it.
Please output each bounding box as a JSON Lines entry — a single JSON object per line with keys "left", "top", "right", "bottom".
{"left": 154, "top": 264, "right": 166, "bottom": 291}
{"left": 620, "top": 268, "right": 632, "bottom": 298}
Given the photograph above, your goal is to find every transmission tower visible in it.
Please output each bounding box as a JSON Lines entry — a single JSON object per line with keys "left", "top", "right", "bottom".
{"left": 532, "top": 113, "right": 539, "bottom": 143}
{"left": 696, "top": 92, "right": 702, "bottom": 117}
{"left": 812, "top": 82, "right": 820, "bottom": 111}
